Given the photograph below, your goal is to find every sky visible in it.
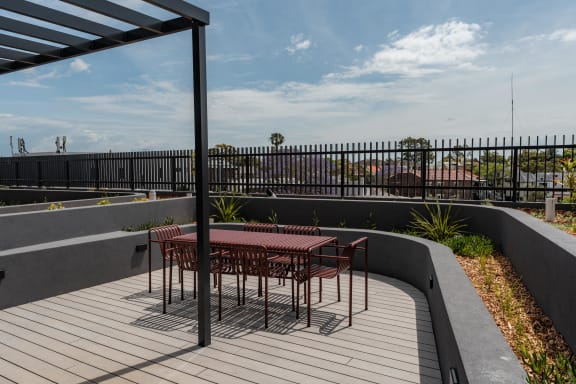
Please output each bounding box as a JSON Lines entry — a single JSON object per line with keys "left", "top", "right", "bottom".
{"left": 1, "top": 0, "right": 576, "bottom": 155}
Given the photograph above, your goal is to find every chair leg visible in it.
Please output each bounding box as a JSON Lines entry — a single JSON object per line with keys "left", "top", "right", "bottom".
{"left": 349, "top": 269, "right": 353, "bottom": 326}
{"left": 296, "top": 278, "right": 300, "bottom": 319}
{"left": 162, "top": 256, "right": 166, "bottom": 314}
{"left": 264, "top": 275, "right": 269, "bottom": 329}
{"left": 218, "top": 272, "right": 222, "bottom": 321}
{"left": 180, "top": 269, "right": 184, "bottom": 300}
{"left": 242, "top": 273, "right": 246, "bottom": 305}
{"left": 193, "top": 270, "right": 197, "bottom": 300}
{"left": 168, "top": 258, "right": 173, "bottom": 305}
{"left": 337, "top": 275, "right": 341, "bottom": 302}
{"left": 319, "top": 278, "right": 323, "bottom": 303}
{"left": 236, "top": 273, "right": 241, "bottom": 306}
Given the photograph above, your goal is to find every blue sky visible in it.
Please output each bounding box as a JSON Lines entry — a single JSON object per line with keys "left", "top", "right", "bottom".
{"left": 1, "top": 0, "right": 576, "bottom": 155}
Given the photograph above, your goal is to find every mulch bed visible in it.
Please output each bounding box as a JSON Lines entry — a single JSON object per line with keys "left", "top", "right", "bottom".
{"left": 456, "top": 250, "right": 572, "bottom": 375}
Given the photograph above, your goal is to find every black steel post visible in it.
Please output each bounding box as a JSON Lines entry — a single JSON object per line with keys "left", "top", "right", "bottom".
{"left": 512, "top": 148, "right": 519, "bottom": 202}
{"left": 129, "top": 157, "right": 135, "bottom": 191}
{"left": 192, "top": 23, "right": 211, "bottom": 347}
{"left": 171, "top": 155, "right": 177, "bottom": 192}
{"left": 420, "top": 148, "right": 427, "bottom": 200}
{"left": 37, "top": 161, "right": 42, "bottom": 187}
{"left": 66, "top": 160, "right": 70, "bottom": 189}
{"left": 340, "top": 144, "right": 345, "bottom": 199}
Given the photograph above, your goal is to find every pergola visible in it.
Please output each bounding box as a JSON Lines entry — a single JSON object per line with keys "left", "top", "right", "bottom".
{"left": 0, "top": 0, "right": 212, "bottom": 346}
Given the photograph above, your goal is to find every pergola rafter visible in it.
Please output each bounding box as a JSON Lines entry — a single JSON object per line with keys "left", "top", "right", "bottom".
{"left": 0, "top": 0, "right": 212, "bottom": 346}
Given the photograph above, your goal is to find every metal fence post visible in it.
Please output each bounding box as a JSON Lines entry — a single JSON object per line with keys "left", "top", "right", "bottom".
{"left": 340, "top": 144, "right": 345, "bottom": 199}
{"left": 66, "top": 160, "right": 70, "bottom": 189}
{"left": 421, "top": 149, "right": 427, "bottom": 201}
{"left": 95, "top": 158, "right": 100, "bottom": 190}
{"left": 245, "top": 153, "right": 250, "bottom": 194}
{"left": 37, "top": 161, "right": 42, "bottom": 187}
{"left": 512, "top": 148, "right": 519, "bottom": 202}
{"left": 171, "top": 155, "right": 177, "bottom": 192}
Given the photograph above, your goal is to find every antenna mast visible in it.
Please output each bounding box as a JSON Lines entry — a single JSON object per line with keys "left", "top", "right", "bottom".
{"left": 511, "top": 74, "right": 514, "bottom": 140}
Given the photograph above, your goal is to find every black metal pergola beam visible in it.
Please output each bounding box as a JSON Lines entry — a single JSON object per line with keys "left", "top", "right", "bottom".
{"left": 0, "top": 2, "right": 124, "bottom": 40}
{"left": 0, "top": 0, "right": 212, "bottom": 347}
{"left": 60, "top": 0, "right": 165, "bottom": 34}
{"left": 0, "top": 0, "right": 209, "bottom": 75}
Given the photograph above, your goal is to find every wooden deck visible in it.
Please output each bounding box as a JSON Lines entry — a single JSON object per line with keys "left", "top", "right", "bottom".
{"left": 0, "top": 270, "right": 441, "bottom": 384}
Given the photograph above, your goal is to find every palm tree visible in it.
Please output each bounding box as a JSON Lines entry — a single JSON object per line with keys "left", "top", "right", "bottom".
{"left": 269, "top": 133, "right": 285, "bottom": 151}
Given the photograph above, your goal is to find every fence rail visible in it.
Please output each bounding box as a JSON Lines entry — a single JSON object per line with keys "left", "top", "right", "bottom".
{"left": 1, "top": 135, "right": 575, "bottom": 203}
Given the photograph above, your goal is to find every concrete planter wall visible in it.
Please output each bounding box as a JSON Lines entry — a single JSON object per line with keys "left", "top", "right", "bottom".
{"left": 0, "top": 197, "right": 196, "bottom": 250}
{"left": 2, "top": 195, "right": 575, "bottom": 383}
{"left": 239, "top": 197, "right": 576, "bottom": 354}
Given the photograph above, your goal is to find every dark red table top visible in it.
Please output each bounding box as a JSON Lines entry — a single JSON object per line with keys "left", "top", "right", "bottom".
{"left": 171, "top": 228, "right": 336, "bottom": 254}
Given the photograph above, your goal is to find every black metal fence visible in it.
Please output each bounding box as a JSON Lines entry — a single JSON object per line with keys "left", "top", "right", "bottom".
{"left": 1, "top": 136, "right": 575, "bottom": 202}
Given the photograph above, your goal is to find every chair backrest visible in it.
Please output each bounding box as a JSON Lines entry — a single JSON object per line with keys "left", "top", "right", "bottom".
{"left": 243, "top": 223, "right": 279, "bottom": 233}
{"left": 149, "top": 225, "right": 183, "bottom": 259}
{"left": 227, "top": 244, "right": 269, "bottom": 276}
{"left": 338, "top": 237, "right": 369, "bottom": 272}
{"left": 282, "top": 225, "right": 321, "bottom": 236}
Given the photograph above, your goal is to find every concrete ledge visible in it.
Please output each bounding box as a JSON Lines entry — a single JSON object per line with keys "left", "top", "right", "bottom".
{"left": 0, "top": 231, "right": 159, "bottom": 309}
{"left": 0, "top": 197, "right": 196, "bottom": 250}
{"left": 212, "top": 223, "right": 525, "bottom": 384}
{"left": 239, "top": 197, "right": 576, "bottom": 354}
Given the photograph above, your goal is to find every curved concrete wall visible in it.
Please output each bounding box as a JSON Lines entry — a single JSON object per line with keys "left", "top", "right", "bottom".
{"left": 239, "top": 197, "right": 576, "bottom": 355}
{"left": 212, "top": 223, "right": 525, "bottom": 384}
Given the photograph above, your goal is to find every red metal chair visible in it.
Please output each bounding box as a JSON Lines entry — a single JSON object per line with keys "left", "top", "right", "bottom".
{"left": 148, "top": 225, "right": 183, "bottom": 314}
{"left": 269, "top": 225, "right": 322, "bottom": 309}
{"left": 215, "top": 244, "right": 282, "bottom": 328}
{"left": 295, "top": 237, "right": 369, "bottom": 326}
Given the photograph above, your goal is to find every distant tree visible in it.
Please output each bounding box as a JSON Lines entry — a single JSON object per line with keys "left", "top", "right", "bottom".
{"left": 398, "top": 137, "right": 434, "bottom": 168}
{"left": 518, "top": 150, "right": 563, "bottom": 174}
{"left": 269, "top": 133, "right": 285, "bottom": 150}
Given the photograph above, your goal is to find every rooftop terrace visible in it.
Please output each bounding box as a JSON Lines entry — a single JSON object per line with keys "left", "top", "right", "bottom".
{"left": 0, "top": 269, "right": 440, "bottom": 384}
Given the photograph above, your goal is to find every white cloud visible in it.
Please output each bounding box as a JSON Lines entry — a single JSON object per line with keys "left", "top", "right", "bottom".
{"left": 67, "top": 79, "right": 193, "bottom": 122}
{"left": 354, "top": 45, "right": 364, "bottom": 53}
{"left": 327, "top": 20, "right": 486, "bottom": 79}
{"left": 286, "top": 34, "right": 312, "bottom": 55}
{"left": 207, "top": 53, "right": 253, "bottom": 63}
{"left": 549, "top": 29, "right": 576, "bottom": 42}
{"left": 8, "top": 69, "right": 60, "bottom": 88}
{"left": 520, "top": 28, "right": 576, "bottom": 43}
{"left": 69, "top": 58, "right": 90, "bottom": 73}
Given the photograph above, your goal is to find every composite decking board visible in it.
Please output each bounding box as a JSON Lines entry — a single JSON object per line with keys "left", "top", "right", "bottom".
{"left": 0, "top": 316, "right": 155, "bottom": 384}
{"left": 45, "top": 272, "right": 438, "bottom": 376}
{"left": 65, "top": 286, "right": 434, "bottom": 348}
{"left": 132, "top": 271, "right": 432, "bottom": 311}
{"left": 210, "top": 333, "right": 440, "bottom": 384}
{"left": 4, "top": 308, "right": 225, "bottom": 384}
{"left": 3, "top": 309, "right": 205, "bottom": 384}
{"left": 0, "top": 271, "right": 440, "bottom": 384}
{"left": 0, "top": 341, "right": 87, "bottom": 384}
{"left": 93, "top": 273, "right": 434, "bottom": 333}
{"left": 0, "top": 358, "right": 54, "bottom": 384}
{"left": 0, "top": 328, "right": 128, "bottom": 383}
{"left": 43, "top": 292, "right": 414, "bottom": 382}
{"left": 243, "top": 331, "right": 440, "bottom": 371}
{"left": 9, "top": 306, "right": 296, "bottom": 384}
{"left": 0, "top": 375, "right": 16, "bottom": 384}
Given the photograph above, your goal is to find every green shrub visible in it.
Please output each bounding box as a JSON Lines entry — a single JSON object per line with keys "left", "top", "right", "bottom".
{"left": 408, "top": 202, "right": 467, "bottom": 242}
{"left": 521, "top": 346, "right": 576, "bottom": 384}
{"left": 211, "top": 194, "right": 245, "bottom": 223}
{"left": 442, "top": 234, "right": 494, "bottom": 258}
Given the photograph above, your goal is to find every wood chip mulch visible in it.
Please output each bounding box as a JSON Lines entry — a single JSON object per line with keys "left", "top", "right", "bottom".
{"left": 456, "top": 253, "right": 572, "bottom": 374}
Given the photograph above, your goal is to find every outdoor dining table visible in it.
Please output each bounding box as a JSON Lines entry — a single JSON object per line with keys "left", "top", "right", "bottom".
{"left": 169, "top": 228, "right": 338, "bottom": 327}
